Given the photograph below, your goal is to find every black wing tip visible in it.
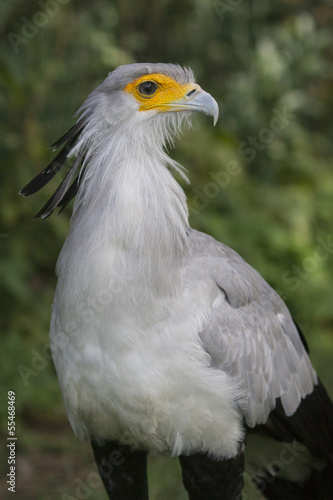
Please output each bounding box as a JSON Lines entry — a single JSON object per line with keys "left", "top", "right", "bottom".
{"left": 266, "top": 379, "right": 333, "bottom": 460}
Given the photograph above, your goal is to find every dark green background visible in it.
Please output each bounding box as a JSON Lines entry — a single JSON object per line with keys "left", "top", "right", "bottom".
{"left": 1, "top": 1, "right": 333, "bottom": 498}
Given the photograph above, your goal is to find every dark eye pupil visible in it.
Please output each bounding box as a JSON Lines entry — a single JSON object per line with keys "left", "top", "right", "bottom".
{"left": 138, "top": 81, "right": 157, "bottom": 96}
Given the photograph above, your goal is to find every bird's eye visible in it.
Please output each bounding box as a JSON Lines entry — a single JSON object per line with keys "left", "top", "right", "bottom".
{"left": 138, "top": 81, "right": 158, "bottom": 98}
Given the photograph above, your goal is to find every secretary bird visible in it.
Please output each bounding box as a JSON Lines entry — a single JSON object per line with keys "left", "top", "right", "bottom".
{"left": 20, "top": 63, "right": 333, "bottom": 499}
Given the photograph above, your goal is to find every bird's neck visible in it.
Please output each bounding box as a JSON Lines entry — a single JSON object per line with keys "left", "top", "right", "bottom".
{"left": 58, "top": 123, "right": 189, "bottom": 299}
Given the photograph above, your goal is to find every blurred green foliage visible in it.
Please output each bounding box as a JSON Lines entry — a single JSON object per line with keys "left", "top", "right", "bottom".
{"left": 1, "top": 0, "right": 333, "bottom": 498}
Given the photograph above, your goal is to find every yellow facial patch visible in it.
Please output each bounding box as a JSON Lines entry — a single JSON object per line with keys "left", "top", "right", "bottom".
{"left": 124, "top": 73, "right": 199, "bottom": 112}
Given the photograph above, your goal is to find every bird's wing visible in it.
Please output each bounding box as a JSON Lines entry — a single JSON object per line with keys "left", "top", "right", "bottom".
{"left": 187, "top": 230, "right": 317, "bottom": 428}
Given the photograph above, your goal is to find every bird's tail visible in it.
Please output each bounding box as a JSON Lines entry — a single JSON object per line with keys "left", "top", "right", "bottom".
{"left": 250, "top": 460, "right": 333, "bottom": 500}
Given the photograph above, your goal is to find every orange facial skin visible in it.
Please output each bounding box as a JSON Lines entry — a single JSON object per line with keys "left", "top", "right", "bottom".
{"left": 124, "top": 73, "right": 200, "bottom": 112}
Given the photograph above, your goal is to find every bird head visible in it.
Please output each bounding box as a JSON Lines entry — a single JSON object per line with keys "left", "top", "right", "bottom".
{"left": 91, "top": 63, "right": 219, "bottom": 128}
{"left": 20, "top": 63, "right": 219, "bottom": 218}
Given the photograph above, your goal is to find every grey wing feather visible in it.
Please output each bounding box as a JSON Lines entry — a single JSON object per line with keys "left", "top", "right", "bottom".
{"left": 188, "top": 230, "right": 317, "bottom": 427}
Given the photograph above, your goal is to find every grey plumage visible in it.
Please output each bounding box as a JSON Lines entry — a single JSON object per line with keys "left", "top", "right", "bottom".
{"left": 188, "top": 230, "right": 317, "bottom": 427}
{"left": 20, "top": 63, "right": 333, "bottom": 500}
{"left": 99, "top": 63, "right": 195, "bottom": 91}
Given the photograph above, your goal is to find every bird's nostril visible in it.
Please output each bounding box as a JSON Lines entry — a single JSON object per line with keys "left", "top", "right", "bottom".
{"left": 187, "top": 89, "right": 197, "bottom": 97}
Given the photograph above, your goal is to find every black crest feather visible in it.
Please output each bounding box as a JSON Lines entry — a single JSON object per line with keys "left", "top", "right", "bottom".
{"left": 19, "top": 118, "right": 86, "bottom": 219}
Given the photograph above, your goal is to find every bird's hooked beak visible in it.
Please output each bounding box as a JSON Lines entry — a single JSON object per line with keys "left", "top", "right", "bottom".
{"left": 124, "top": 75, "right": 219, "bottom": 125}
{"left": 165, "top": 85, "right": 219, "bottom": 126}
